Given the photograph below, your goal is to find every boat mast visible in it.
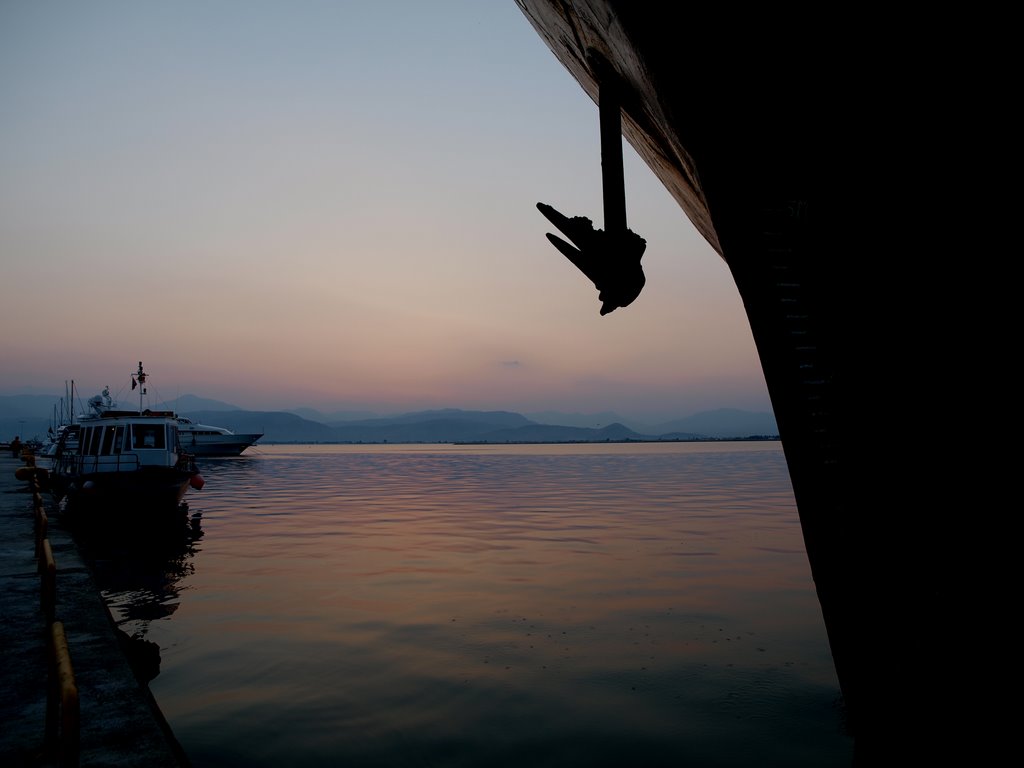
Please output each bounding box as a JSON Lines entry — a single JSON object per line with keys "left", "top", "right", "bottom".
{"left": 133, "top": 361, "right": 148, "bottom": 414}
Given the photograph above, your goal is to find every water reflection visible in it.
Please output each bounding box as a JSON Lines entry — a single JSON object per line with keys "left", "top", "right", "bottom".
{"left": 132, "top": 444, "right": 851, "bottom": 766}
{"left": 66, "top": 501, "right": 204, "bottom": 681}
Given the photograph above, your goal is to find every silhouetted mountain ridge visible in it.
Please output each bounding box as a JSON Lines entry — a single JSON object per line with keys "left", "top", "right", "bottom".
{"left": 0, "top": 394, "right": 777, "bottom": 443}
{"left": 173, "top": 408, "right": 775, "bottom": 443}
{"left": 324, "top": 409, "right": 533, "bottom": 429}
{"left": 646, "top": 408, "right": 779, "bottom": 439}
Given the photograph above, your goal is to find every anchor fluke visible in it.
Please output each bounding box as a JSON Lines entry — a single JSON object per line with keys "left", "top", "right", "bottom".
{"left": 537, "top": 202, "right": 646, "bottom": 315}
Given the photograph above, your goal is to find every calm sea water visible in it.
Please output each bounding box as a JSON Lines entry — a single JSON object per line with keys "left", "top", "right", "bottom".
{"left": 89, "top": 442, "right": 852, "bottom": 767}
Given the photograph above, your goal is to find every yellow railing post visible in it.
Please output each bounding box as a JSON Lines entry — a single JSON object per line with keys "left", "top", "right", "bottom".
{"left": 35, "top": 507, "right": 48, "bottom": 558}
{"left": 32, "top": 476, "right": 46, "bottom": 554}
{"left": 41, "top": 539, "right": 56, "bottom": 623}
{"left": 47, "top": 621, "right": 80, "bottom": 768}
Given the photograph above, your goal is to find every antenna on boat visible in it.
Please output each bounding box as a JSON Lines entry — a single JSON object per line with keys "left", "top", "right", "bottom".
{"left": 132, "top": 361, "right": 148, "bottom": 414}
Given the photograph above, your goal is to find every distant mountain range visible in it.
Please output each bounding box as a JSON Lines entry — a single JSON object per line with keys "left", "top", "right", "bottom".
{"left": 0, "top": 393, "right": 778, "bottom": 444}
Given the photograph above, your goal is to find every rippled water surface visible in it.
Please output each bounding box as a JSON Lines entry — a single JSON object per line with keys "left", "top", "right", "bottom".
{"left": 96, "top": 442, "right": 852, "bottom": 767}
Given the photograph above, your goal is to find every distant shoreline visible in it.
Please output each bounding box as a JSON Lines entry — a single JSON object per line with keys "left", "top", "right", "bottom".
{"left": 253, "top": 436, "right": 782, "bottom": 447}
{"left": 3, "top": 401, "right": 779, "bottom": 445}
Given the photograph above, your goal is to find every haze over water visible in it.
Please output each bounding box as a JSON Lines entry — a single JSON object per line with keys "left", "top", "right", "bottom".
{"left": 92, "top": 442, "right": 852, "bottom": 767}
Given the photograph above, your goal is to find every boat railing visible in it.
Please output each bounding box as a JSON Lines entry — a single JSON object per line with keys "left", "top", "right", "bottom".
{"left": 56, "top": 449, "right": 197, "bottom": 477}
{"left": 67, "top": 453, "right": 143, "bottom": 476}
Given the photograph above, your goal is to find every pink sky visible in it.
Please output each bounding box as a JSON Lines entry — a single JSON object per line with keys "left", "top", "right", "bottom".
{"left": 0, "top": 2, "right": 770, "bottom": 423}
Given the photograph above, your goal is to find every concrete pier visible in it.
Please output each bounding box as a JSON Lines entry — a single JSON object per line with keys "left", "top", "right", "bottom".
{"left": 0, "top": 454, "right": 189, "bottom": 767}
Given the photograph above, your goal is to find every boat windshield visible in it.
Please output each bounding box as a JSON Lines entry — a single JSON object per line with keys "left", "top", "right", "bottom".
{"left": 130, "top": 424, "right": 167, "bottom": 449}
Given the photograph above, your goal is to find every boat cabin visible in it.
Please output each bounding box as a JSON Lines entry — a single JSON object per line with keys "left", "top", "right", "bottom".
{"left": 58, "top": 411, "right": 183, "bottom": 474}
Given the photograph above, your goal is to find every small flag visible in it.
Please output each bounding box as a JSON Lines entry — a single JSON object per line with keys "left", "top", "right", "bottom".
{"left": 132, "top": 376, "right": 137, "bottom": 390}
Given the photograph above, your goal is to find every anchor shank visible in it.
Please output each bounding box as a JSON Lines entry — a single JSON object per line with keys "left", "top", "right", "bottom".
{"left": 599, "top": 77, "right": 626, "bottom": 235}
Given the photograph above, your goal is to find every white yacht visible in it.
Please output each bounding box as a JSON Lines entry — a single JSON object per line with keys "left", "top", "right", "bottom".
{"left": 176, "top": 417, "right": 262, "bottom": 457}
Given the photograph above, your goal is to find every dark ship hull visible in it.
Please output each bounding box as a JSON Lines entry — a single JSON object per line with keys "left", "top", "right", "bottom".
{"left": 516, "top": 3, "right": 974, "bottom": 763}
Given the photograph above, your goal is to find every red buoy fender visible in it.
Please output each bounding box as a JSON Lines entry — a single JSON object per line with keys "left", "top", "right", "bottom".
{"left": 190, "top": 474, "right": 205, "bottom": 490}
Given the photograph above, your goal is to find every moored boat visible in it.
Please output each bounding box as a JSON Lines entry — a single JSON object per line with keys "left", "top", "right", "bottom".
{"left": 176, "top": 417, "right": 262, "bottom": 457}
{"left": 50, "top": 362, "right": 205, "bottom": 513}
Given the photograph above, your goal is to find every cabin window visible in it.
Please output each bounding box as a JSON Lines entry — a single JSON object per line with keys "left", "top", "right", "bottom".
{"left": 100, "top": 425, "right": 117, "bottom": 455}
{"left": 113, "top": 426, "right": 124, "bottom": 454}
{"left": 88, "top": 427, "right": 102, "bottom": 456}
{"left": 131, "top": 424, "right": 165, "bottom": 449}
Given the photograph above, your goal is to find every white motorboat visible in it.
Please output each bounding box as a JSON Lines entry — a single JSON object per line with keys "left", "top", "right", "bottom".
{"left": 176, "top": 417, "right": 262, "bottom": 457}
{"left": 49, "top": 362, "right": 205, "bottom": 512}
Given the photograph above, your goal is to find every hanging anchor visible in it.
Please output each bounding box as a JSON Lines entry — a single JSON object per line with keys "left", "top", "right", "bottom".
{"left": 537, "top": 65, "right": 646, "bottom": 316}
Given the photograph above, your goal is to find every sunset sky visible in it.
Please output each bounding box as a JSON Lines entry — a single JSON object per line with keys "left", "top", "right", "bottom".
{"left": 0, "top": 2, "right": 771, "bottom": 423}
